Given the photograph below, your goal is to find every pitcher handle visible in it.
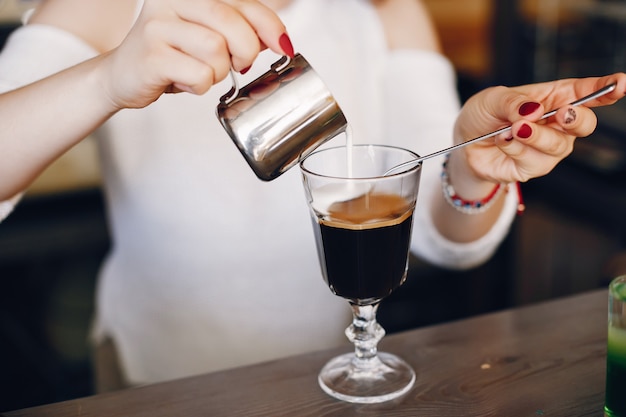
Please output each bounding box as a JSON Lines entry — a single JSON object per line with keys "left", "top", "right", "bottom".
{"left": 219, "top": 69, "right": 240, "bottom": 105}
{"left": 219, "top": 55, "right": 293, "bottom": 105}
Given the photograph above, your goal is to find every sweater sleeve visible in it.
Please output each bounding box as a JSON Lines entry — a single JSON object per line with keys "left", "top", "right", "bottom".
{"left": 0, "top": 23, "right": 99, "bottom": 93}
{"left": 0, "top": 23, "right": 99, "bottom": 218}
{"left": 0, "top": 194, "right": 21, "bottom": 223}
{"left": 381, "top": 49, "right": 518, "bottom": 270}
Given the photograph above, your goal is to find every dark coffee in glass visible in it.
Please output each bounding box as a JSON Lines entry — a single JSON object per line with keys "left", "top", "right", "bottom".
{"left": 313, "top": 193, "right": 413, "bottom": 304}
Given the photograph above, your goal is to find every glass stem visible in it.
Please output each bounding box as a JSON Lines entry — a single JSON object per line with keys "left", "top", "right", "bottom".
{"left": 346, "top": 302, "right": 385, "bottom": 364}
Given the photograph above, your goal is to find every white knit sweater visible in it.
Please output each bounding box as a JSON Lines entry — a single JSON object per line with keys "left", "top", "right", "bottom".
{"left": 0, "top": 0, "right": 517, "bottom": 384}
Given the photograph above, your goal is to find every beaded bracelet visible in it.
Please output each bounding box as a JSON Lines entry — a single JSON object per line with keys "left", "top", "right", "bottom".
{"left": 441, "top": 154, "right": 506, "bottom": 215}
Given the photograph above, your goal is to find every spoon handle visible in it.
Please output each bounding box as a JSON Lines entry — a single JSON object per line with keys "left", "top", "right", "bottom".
{"left": 384, "top": 82, "right": 618, "bottom": 176}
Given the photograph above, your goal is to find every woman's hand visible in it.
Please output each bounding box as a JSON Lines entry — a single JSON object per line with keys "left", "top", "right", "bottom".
{"left": 0, "top": 0, "right": 294, "bottom": 200}
{"left": 97, "top": 0, "right": 293, "bottom": 111}
{"left": 455, "top": 73, "right": 626, "bottom": 185}
{"left": 434, "top": 73, "right": 626, "bottom": 243}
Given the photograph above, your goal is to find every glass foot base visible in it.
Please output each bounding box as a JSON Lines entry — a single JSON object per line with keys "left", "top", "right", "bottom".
{"left": 318, "top": 352, "right": 416, "bottom": 404}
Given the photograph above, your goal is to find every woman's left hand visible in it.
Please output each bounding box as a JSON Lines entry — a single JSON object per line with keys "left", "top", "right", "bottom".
{"left": 455, "top": 72, "right": 626, "bottom": 184}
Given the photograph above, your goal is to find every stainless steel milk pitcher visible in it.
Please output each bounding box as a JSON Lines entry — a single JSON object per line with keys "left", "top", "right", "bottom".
{"left": 216, "top": 53, "right": 347, "bottom": 181}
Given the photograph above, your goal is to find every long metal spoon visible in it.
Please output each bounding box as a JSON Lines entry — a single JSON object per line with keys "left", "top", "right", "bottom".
{"left": 384, "top": 82, "right": 618, "bottom": 176}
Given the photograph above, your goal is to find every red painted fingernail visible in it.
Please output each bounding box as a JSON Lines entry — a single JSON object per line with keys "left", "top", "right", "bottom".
{"left": 518, "top": 123, "right": 532, "bottom": 138}
{"left": 519, "top": 101, "right": 540, "bottom": 116}
{"left": 505, "top": 136, "right": 514, "bottom": 142}
{"left": 279, "top": 33, "right": 294, "bottom": 58}
{"left": 240, "top": 66, "right": 251, "bottom": 75}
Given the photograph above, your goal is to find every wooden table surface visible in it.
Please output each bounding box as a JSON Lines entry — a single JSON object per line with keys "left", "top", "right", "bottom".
{"left": 2, "top": 290, "right": 609, "bottom": 417}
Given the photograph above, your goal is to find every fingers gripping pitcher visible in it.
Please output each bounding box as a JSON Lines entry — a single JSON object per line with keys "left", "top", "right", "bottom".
{"left": 216, "top": 54, "right": 348, "bottom": 181}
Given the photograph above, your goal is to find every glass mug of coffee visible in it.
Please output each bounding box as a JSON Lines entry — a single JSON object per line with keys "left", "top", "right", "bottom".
{"left": 216, "top": 53, "right": 347, "bottom": 181}
{"left": 300, "top": 144, "right": 422, "bottom": 403}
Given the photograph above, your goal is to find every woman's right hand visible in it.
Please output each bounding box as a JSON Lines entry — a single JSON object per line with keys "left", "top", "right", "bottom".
{"left": 98, "top": 0, "right": 294, "bottom": 110}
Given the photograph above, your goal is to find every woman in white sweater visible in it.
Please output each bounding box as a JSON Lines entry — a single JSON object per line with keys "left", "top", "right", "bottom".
{"left": 0, "top": 0, "right": 623, "bottom": 390}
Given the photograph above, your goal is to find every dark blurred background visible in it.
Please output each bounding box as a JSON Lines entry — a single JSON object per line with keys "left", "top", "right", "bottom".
{"left": 2, "top": 0, "right": 626, "bottom": 412}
